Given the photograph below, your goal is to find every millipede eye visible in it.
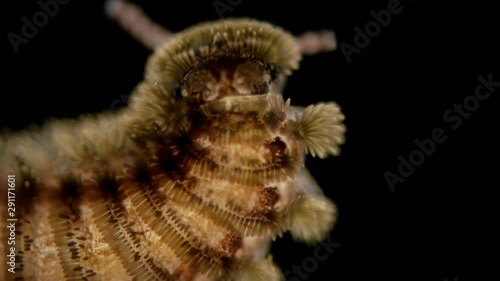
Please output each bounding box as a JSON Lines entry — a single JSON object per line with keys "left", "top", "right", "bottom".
{"left": 232, "top": 61, "right": 270, "bottom": 96}
{"left": 183, "top": 68, "right": 219, "bottom": 101}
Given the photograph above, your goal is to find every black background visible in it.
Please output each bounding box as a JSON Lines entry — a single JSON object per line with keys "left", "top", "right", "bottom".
{"left": 2, "top": 1, "right": 498, "bottom": 280}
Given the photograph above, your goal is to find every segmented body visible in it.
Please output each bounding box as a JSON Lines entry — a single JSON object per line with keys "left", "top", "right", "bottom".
{"left": 1, "top": 19, "right": 345, "bottom": 281}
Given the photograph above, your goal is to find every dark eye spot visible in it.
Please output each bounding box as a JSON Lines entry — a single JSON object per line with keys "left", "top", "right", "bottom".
{"left": 269, "top": 68, "right": 280, "bottom": 83}
{"left": 260, "top": 83, "right": 270, "bottom": 94}
{"left": 168, "top": 83, "right": 183, "bottom": 99}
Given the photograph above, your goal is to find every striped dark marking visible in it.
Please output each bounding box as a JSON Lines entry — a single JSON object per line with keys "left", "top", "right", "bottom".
{"left": 50, "top": 210, "right": 87, "bottom": 280}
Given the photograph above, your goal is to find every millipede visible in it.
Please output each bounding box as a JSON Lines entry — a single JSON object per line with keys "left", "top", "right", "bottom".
{"left": 1, "top": 1, "right": 346, "bottom": 280}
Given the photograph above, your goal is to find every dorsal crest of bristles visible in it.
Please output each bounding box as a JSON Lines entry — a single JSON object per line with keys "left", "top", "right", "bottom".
{"left": 145, "top": 18, "right": 302, "bottom": 90}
